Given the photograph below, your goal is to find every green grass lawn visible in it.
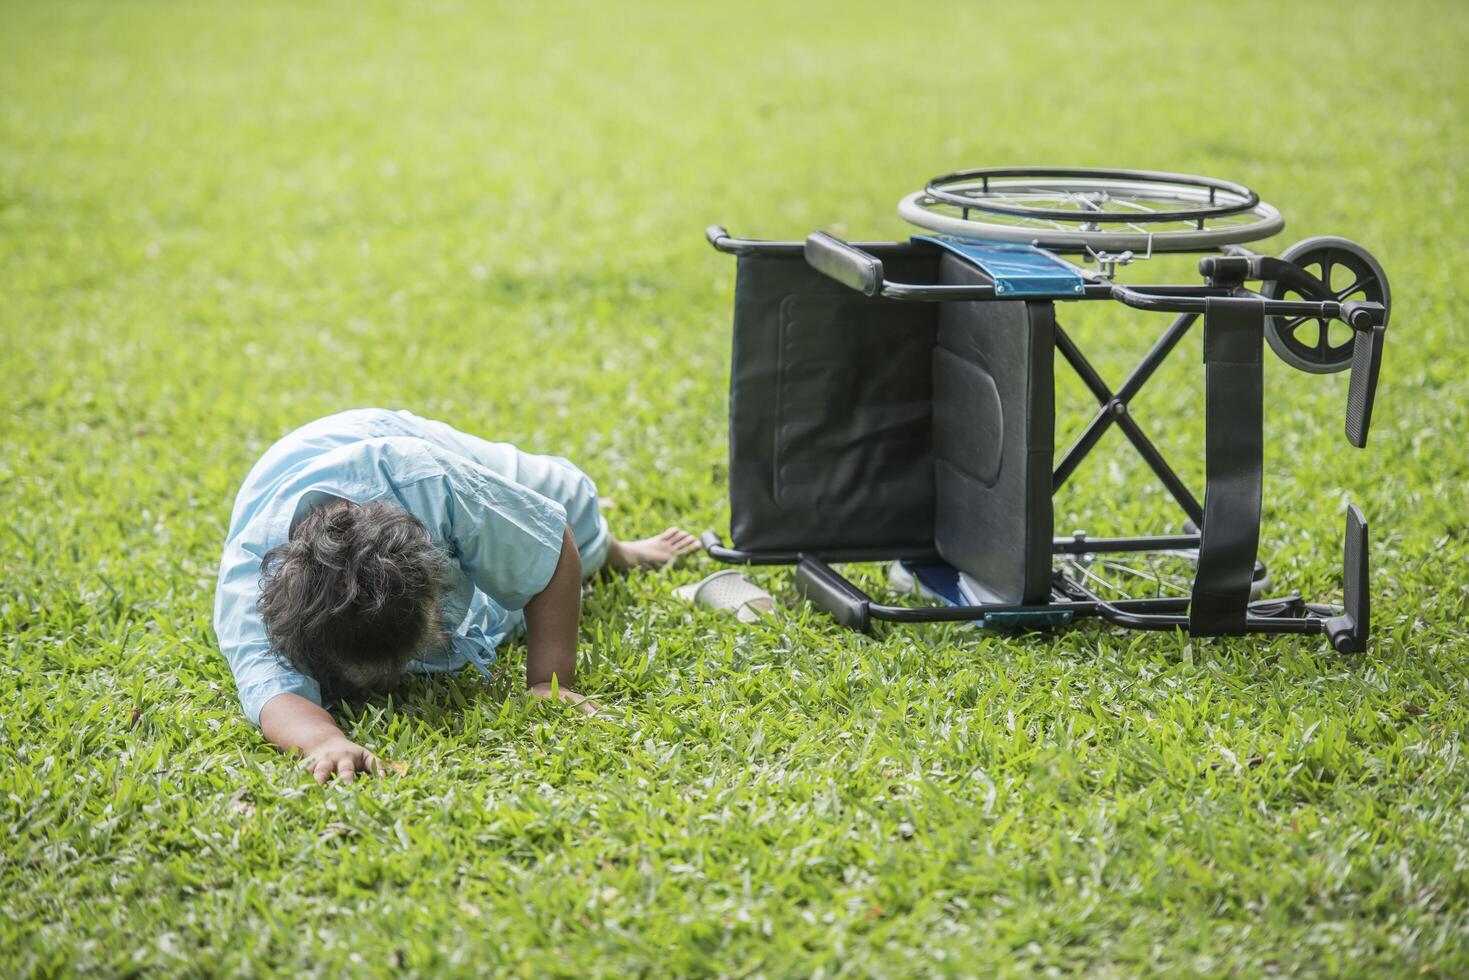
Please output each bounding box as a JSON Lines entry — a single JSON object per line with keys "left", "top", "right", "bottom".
{"left": 4, "top": 0, "right": 1468, "bottom": 974}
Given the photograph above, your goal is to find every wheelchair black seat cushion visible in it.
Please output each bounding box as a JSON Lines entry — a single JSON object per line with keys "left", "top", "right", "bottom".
{"left": 931, "top": 253, "right": 1055, "bottom": 604}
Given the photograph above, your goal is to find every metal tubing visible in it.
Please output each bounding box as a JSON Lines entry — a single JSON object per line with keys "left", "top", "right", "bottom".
{"left": 1053, "top": 321, "right": 1206, "bottom": 524}
{"left": 715, "top": 546, "right": 1329, "bottom": 636}
{"left": 1090, "top": 602, "right": 1326, "bottom": 634}
{"left": 865, "top": 596, "right": 1194, "bottom": 624}
{"left": 794, "top": 556, "right": 1191, "bottom": 624}
{"left": 1115, "top": 414, "right": 1206, "bottom": 526}
{"left": 713, "top": 229, "right": 1355, "bottom": 324}
{"left": 1060, "top": 579, "right": 1326, "bottom": 635}
{"left": 1115, "top": 313, "right": 1198, "bottom": 403}
{"left": 706, "top": 227, "right": 897, "bottom": 258}
{"left": 1053, "top": 405, "right": 1118, "bottom": 490}
{"left": 705, "top": 538, "right": 939, "bottom": 566}
{"left": 707, "top": 532, "right": 1203, "bottom": 563}
{"left": 1054, "top": 325, "right": 1115, "bottom": 402}
{"left": 1051, "top": 534, "right": 1199, "bottom": 554}
{"left": 879, "top": 279, "right": 1344, "bottom": 322}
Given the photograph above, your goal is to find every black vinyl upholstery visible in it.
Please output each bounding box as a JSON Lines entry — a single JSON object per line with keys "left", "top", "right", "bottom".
{"left": 728, "top": 247, "right": 938, "bottom": 552}
{"left": 725, "top": 240, "right": 1055, "bottom": 602}
{"left": 931, "top": 253, "right": 1055, "bottom": 603}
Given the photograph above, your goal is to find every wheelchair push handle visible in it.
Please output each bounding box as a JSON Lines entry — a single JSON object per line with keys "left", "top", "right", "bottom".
{"left": 705, "top": 225, "right": 732, "bottom": 249}
{"left": 706, "top": 225, "right": 804, "bottom": 256}
{"left": 804, "top": 232, "right": 886, "bottom": 297}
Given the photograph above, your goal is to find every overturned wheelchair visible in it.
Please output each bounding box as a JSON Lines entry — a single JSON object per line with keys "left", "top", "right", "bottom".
{"left": 701, "top": 168, "right": 1390, "bottom": 651}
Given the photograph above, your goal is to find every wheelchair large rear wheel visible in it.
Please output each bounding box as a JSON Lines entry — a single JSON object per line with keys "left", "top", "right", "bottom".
{"left": 899, "top": 167, "right": 1285, "bottom": 252}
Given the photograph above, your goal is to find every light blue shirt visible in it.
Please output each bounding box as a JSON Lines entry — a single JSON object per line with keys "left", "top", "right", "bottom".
{"left": 214, "top": 410, "right": 610, "bottom": 725}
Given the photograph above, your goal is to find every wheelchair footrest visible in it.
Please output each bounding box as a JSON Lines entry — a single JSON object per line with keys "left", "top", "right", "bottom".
{"left": 1323, "top": 504, "right": 1370, "bottom": 653}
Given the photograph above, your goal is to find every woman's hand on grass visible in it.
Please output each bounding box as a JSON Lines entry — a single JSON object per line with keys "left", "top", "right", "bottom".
{"left": 259, "top": 694, "right": 383, "bottom": 785}
{"left": 301, "top": 734, "right": 381, "bottom": 784}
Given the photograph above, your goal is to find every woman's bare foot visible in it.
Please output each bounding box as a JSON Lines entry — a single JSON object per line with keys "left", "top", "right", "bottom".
{"left": 606, "top": 528, "right": 702, "bottom": 572}
{"left": 528, "top": 683, "right": 603, "bottom": 715}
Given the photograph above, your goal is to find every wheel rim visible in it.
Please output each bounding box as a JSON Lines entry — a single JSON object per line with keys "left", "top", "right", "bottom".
{"left": 924, "top": 167, "right": 1262, "bottom": 223}
{"left": 899, "top": 168, "right": 1285, "bottom": 252}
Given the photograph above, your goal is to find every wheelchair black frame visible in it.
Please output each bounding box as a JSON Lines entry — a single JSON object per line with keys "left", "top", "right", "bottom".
{"left": 702, "top": 227, "right": 1381, "bottom": 652}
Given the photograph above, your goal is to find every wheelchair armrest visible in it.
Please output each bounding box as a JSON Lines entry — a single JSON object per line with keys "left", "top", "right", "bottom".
{"left": 805, "top": 232, "right": 885, "bottom": 297}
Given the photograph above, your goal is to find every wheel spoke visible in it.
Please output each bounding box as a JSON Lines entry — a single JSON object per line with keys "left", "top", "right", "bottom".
{"left": 1109, "top": 197, "right": 1168, "bottom": 215}
{"left": 996, "top": 213, "right": 1071, "bottom": 231}
{"left": 1334, "top": 274, "right": 1369, "bottom": 300}
{"left": 1072, "top": 191, "right": 1107, "bottom": 213}
{"left": 1258, "top": 239, "right": 1384, "bottom": 373}
{"left": 1097, "top": 559, "right": 1192, "bottom": 597}
{"left": 973, "top": 192, "right": 1067, "bottom": 206}
{"left": 1070, "top": 559, "right": 1134, "bottom": 600}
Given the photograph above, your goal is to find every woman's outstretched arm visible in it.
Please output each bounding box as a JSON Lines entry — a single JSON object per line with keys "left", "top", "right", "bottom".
{"left": 522, "top": 525, "right": 598, "bottom": 714}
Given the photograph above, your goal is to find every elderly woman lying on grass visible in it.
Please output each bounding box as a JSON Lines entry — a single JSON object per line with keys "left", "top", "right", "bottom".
{"left": 214, "top": 409, "right": 700, "bottom": 784}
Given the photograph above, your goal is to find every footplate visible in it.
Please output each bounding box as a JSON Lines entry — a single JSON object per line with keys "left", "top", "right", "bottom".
{"left": 1324, "top": 504, "right": 1370, "bottom": 653}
